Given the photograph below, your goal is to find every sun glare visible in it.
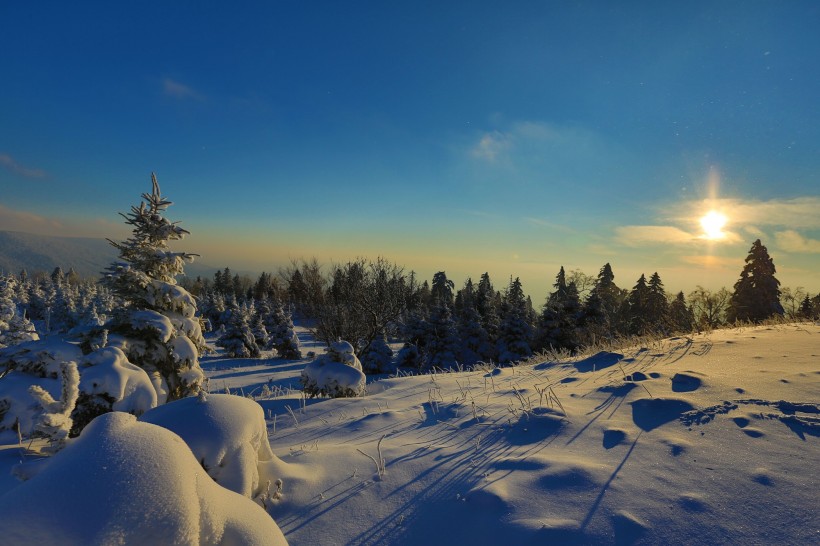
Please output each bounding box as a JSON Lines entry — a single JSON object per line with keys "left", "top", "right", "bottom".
{"left": 700, "top": 210, "right": 728, "bottom": 240}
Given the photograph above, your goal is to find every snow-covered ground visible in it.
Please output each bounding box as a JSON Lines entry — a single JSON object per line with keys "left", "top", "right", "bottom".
{"left": 1, "top": 323, "right": 818, "bottom": 544}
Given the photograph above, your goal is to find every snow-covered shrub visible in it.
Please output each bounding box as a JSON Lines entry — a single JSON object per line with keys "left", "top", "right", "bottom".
{"left": 301, "top": 340, "right": 366, "bottom": 398}
{"left": 140, "top": 392, "right": 285, "bottom": 500}
{"left": 361, "top": 333, "right": 394, "bottom": 374}
{"left": 0, "top": 276, "right": 39, "bottom": 349}
{"left": 101, "top": 174, "right": 206, "bottom": 401}
{"left": 0, "top": 339, "right": 83, "bottom": 434}
{"left": 396, "top": 343, "right": 423, "bottom": 369}
{"left": 0, "top": 412, "right": 287, "bottom": 545}
{"left": 71, "top": 346, "right": 158, "bottom": 435}
{"left": 29, "top": 361, "right": 79, "bottom": 452}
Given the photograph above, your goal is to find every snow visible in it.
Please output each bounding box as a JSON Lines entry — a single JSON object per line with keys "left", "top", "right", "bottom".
{"left": 301, "top": 340, "right": 366, "bottom": 398}
{"left": 0, "top": 322, "right": 818, "bottom": 544}
{"left": 79, "top": 346, "right": 157, "bottom": 415}
{"left": 129, "top": 309, "right": 174, "bottom": 343}
{"left": 0, "top": 412, "right": 286, "bottom": 545}
{"left": 140, "top": 392, "right": 284, "bottom": 499}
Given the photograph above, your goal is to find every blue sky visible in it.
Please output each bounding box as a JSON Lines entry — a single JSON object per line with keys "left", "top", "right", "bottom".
{"left": 2, "top": 1, "right": 819, "bottom": 296}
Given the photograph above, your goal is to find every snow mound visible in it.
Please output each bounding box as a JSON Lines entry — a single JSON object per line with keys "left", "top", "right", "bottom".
{"left": 80, "top": 346, "right": 157, "bottom": 415}
{"left": 301, "top": 340, "right": 366, "bottom": 398}
{"left": 0, "top": 412, "right": 287, "bottom": 545}
{"left": 140, "top": 393, "right": 283, "bottom": 498}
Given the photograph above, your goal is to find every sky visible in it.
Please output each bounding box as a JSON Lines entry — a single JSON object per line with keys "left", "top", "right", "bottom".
{"left": 1, "top": 1, "right": 819, "bottom": 298}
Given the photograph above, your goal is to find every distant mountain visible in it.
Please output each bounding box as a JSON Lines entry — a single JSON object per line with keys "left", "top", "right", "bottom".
{"left": 0, "top": 230, "right": 219, "bottom": 280}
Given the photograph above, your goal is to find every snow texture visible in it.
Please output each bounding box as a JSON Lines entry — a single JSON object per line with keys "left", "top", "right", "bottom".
{"left": 0, "top": 412, "right": 287, "bottom": 545}
{"left": 79, "top": 346, "right": 158, "bottom": 415}
{"left": 140, "top": 392, "right": 283, "bottom": 499}
{"left": 301, "top": 340, "right": 366, "bottom": 398}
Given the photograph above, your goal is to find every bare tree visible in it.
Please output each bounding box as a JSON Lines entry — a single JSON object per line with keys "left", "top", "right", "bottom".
{"left": 687, "top": 286, "right": 730, "bottom": 330}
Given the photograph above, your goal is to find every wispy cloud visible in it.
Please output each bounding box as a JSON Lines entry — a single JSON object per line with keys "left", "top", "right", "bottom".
{"left": 163, "top": 78, "right": 205, "bottom": 101}
{"left": 0, "top": 204, "right": 125, "bottom": 238}
{"left": 775, "top": 230, "right": 820, "bottom": 253}
{"left": 524, "top": 217, "right": 575, "bottom": 233}
{"left": 470, "top": 131, "right": 509, "bottom": 162}
{"left": 676, "top": 197, "right": 820, "bottom": 230}
{"left": 0, "top": 153, "right": 46, "bottom": 178}
{"left": 680, "top": 255, "right": 740, "bottom": 268}
{"left": 615, "top": 225, "right": 698, "bottom": 246}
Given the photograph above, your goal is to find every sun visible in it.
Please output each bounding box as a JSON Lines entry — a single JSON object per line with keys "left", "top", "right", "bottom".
{"left": 700, "top": 210, "right": 728, "bottom": 240}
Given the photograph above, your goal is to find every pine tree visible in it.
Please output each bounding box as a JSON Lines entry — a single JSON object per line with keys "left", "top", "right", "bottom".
{"left": 537, "top": 267, "right": 581, "bottom": 353}
{"left": 497, "top": 277, "right": 533, "bottom": 364}
{"left": 102, "top": 174, "right": 206, "bottom": 401}
{"left": 727, "top": 239, "right": 784, "bottom": 323}
{"left": 624, "top": 274, "right": 651, "bottom": 335}
{"left": 264, "top": 299, "right": 302, "bottom": 359}
{"left": 582, "top": 263, "right": 624, "bottom": 338}
{"left": 669, "top": 291, "right": 695, "bottom": 333}
{"left": 361, "top": 331, "right": 394, "bottom": 374}
{"left": 0, "top": 276, "right": 39, "bottom": 349}
{"left": 455, "top": 279, "right": 492, "bottom": 364}
{"left": 424, "top": 301, "right": 460, "bottom": 369}
{"left": 217, "top": 302, "right": 260, "bottom": 358}
{"left": 646, "top": 272, "right": 670, "bottom": 334}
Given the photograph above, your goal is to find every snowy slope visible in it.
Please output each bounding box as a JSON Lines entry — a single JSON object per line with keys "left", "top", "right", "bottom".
{"left": 0, "top": 323, "right": 817, "bottom": 545}
{"left": 254, "top": 323, "right": 819, "bottom": 545}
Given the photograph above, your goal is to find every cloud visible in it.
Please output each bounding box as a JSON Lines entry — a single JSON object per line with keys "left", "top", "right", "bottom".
{"left": 678, "top": 197, "right": 820, "bottom": 230}
{"left": 775, "top": 230, "right": 820, "bottom": 253}
{"left": 163, "top": 78, "right": 205, "bottom": 101}
{"left": 0, "top": 153, "right": 46, "bottom": 178}
{"left": 470, "top": 131, "right": 509, "bottom": 162}
{"left": 0, "top": 203, "right": 125, "bottom": 238}
{"left": 680, "top": 255, "right": 740, "bottom": 269}
{"left": 615, "top": 225, "right": 697, "bottom": 246}
{"left": 524, "top": 217, "right": 575, "bottom": 233}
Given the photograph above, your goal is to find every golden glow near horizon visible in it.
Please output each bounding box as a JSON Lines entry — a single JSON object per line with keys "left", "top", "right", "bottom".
{"left": 700, "top": 210, "right": 728, "bottom": 240}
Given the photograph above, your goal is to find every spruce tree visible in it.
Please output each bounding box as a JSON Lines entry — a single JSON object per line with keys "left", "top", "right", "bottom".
{"left": 646, "top": 272, "right": 670, "bottom": 333}
{"left": 538, "top": 266, "right": 581, "bottom": 352}
{"left": 102, "top": 174, "right": 206, "bottom": 401}
{"left": 497, "top": 277, "right": 533, "bottom": 364}
{"left": 727, "top": 239, "right": 784, "bottom": 323}
{"left": 217, "top": 301, "right": 260, "bottom": 358}
{"left": 669, "top": 291, "right": 695, "bottom": 333}
{"left": 624, "top": 274, "right": 651, "bottom": 335}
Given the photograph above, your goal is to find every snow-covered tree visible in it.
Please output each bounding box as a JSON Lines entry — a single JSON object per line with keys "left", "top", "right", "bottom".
{"left": 0, "top": 276, "right": 39, "bottom": 349}
{"left": 537, "top": 266, "right": 581, "bottom": 353}
{"left": 424, "top": 301, "right": 460, "bottom": 369}
{"left": 217, "top": 302, "right": 260, "bottom": 358}
{"left": 361, "top": 331, "right": 394, "bottom": 374}
{"left": 497, "top": 277, "right": 533, "bottom": 364}
{"left": 264, "top": 299, "right": 302, "bottom": 359}
{"left": 101, "top": 173, "right": 206, "bottom": 402}
{"left": 301, "top": 340, "right": 366, "bottom": 398}
{"left": 727, "top": 239, "right": 784, "bottom": 323}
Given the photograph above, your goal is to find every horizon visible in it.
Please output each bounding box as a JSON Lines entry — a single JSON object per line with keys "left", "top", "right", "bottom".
{"left": 2, "top": 2, "right": 819, "bottom": 298}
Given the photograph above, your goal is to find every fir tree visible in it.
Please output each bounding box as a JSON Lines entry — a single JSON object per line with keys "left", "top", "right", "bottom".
{"left": 537, "top": 266, "right": 581, "bottom": 353}
{"left": 102, "top": 173, "right": 206, "bottom": 401}
{"left": 624, "top": 274, "right": 651, "bottom": 335}
{"left": 669, "top": 291, "right": 695, "bottom": 333}
{"left": 497, "top": 277, "right": 533, "bottom": 364}
{"left": 217, "top": 302, "right": 260, "bottom": 358}
{"left": 361, "top": 331, "right": 394, "bottom": 374}
{"left": 727, "top": 239, "right": 784, "bottom": 323}
{"left": 646, "top": 272, "right": 670, "bottom": 333}
{"left": 424, "top": 301, "right": 460, "bottom": 370}
{"left": 582, "top": 263, "right": 624, "bottom": 337}
{"left": 264, "top": 299, "right": 302, "bottom": 359}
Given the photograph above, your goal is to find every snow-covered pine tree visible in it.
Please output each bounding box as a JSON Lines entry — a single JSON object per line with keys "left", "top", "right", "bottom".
{"left": 455, "top": 279, "right": 492, "bottom": 365}
{"left": 0, "top": 275, "right": 39, "bottom": 349}
{"left": 424, "top": 301, "right": 460, "bottom": 370}
{"left": 669, "top": 291, "right": 695, "bottom": 333}
{"left": 361, "top": 330, "right": 394, "bottom": 374}
{"left": 102, "top": 174, "right": 206, "bottom": 401}
{"left": 217, "top": 301, "right": 260, "bottom": 358}
{"left": 727, "top": 239, "right": 784, "bottom": 323}
{"left": 497, "top": 277, "right": 533, "bottom": 365}
{"left": 264, "top": 299, "right": 302, "bottom": 359}
{"left": 537, "top": 266, "right": 581, "bottom": 353}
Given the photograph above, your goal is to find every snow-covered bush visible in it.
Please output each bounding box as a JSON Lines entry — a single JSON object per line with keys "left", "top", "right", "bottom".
{"left": 29, "top": 361, "right": 79, "bottom": 452}
{"left": 361, "top": 333, "right": 394, "bottom": 374}
{"left": 0, "top": 276, "right": 39, "bottom": 349}
{"left": 0, "top": 412, "right": 287, "bottom": 545}
{"left": 140, "top": 392, "right": 285, "bottom": 500}
{"left": 301, "top": 340, "right": 366, "bottom": 398}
